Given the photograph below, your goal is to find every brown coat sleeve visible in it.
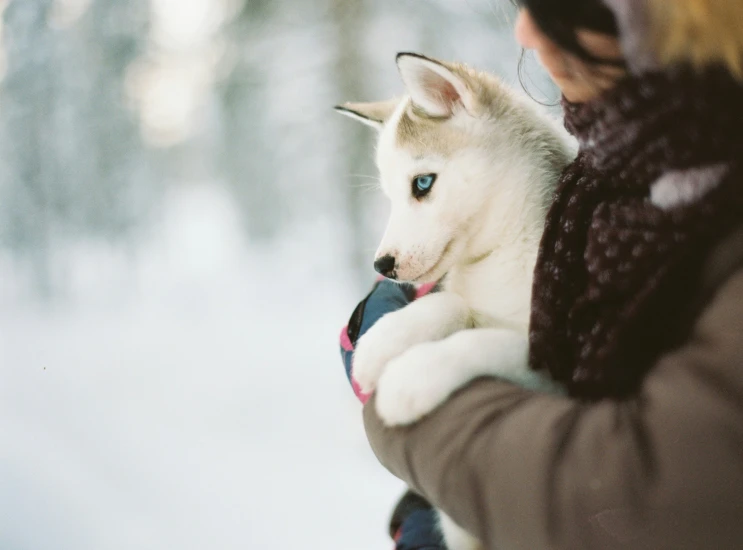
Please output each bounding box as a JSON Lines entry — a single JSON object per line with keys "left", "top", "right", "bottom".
{"left": 363, "top": 268, "right": 743, "bottom": 550}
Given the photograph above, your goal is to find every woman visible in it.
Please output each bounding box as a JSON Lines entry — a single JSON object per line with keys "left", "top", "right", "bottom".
{"left": 341, "top": 0, "right": 743, "bottom": 548}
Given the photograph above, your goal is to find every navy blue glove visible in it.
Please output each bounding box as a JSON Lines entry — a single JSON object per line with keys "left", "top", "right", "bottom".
{"left": 340, "top": 279, "right": 433, "bottom": 402}
{"left": 390, "top": 491, "right": 447, "bottom": 550}
{"left": 339, "top": 280, "right": 446, "bottom": 549}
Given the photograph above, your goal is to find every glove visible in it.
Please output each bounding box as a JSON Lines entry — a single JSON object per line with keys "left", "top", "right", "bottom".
{"left": 339, "top": 279, "right": 437, "bottom": 403}
{"left": 390, "top": 490, "right": 447, "bottom": 550}
{"left": 340, "top": 281, "right": 445, "bottom": 548}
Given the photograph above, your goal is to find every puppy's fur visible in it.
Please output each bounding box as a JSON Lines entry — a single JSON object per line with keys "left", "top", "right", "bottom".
{"left": 336, "top": 53, "right": 574, "bottom": 550}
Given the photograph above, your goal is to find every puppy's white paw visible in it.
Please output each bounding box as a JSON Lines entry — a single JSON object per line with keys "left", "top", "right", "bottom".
{"left": 352, "top": 314, "right": 416, "bottom": 394}
{"left": 375, "top": 341, "right": 461, "bottom": 427}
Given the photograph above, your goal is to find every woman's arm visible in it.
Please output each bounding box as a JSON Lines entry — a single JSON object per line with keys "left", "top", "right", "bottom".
{"left": 364, "top": 269, "right": 743, "bottom": 550}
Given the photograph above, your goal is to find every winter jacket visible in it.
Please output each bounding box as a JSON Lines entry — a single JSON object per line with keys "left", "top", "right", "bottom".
{"left": 364, "top": 219, "right": 743, "bottom": 549}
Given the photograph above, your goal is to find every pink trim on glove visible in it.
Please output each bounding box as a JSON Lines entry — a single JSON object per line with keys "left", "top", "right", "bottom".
{"left": 352, "top": 378, "right": 371, "bottom": 404}
{"left": 415, "top": 282, "right": 436, "bottom": 298}
{"left": 342, "top": 281, "right": 436, "bottom": 405}
{"left": 340, "top": 325, "right": 354, "bottom": 352}
{"left": 341, "top": 325, "right": 372, "bottom": 403}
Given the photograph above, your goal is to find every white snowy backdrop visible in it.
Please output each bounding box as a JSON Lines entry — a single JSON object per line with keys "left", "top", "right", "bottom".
{"left": 0, "top": 0, "right": 557, "bottom": 548}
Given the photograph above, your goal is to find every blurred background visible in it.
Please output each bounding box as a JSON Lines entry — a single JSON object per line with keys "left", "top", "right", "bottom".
{"left": 0, "top": 0, "right": 557, "bottom": 548}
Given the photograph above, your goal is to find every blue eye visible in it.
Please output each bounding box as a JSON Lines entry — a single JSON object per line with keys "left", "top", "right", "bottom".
{"left": 412, "top": 174, "right": 437, "bottom": 198}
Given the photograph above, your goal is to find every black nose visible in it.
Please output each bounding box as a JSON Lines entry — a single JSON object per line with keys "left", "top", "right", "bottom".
{"left": 374, "top": 255, "right": 396, "bottom": 278}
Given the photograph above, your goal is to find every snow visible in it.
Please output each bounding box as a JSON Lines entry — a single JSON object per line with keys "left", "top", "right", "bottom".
{"left": 0, "top": 184, "right": 405, "bottom": 550}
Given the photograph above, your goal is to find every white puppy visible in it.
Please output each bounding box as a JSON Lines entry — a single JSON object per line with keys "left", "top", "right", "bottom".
{"left": 337, "top": 53, "right": 573, "bottom": 550}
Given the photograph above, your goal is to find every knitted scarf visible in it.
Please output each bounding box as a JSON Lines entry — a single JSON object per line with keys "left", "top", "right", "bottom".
{"left": 528, "top": 67, "right": 743, "bottom": 400}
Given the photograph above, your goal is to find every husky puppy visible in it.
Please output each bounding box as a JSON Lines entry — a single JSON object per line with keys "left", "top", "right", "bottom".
{"left": 336, "top": 53, "right": 574, "bottom": 550}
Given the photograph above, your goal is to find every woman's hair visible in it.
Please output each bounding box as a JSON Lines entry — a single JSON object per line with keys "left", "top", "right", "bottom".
{"left": 516, "top": 0, "right": 743, "bottom": 77}
{"left": 649, "top": 0, "right": 743, "bottom": 78}
{"left": 515, "top": 0, "right": 621, "bottom": 66}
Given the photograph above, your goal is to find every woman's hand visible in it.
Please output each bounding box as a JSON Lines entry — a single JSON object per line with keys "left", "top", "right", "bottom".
{"left": 339, "top": 279, "right": 436, "bottom": 403}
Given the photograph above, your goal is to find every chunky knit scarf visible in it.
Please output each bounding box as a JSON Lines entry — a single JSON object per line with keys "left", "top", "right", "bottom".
{"left": 528, "top": 68, "right": 743, "bottom": 400}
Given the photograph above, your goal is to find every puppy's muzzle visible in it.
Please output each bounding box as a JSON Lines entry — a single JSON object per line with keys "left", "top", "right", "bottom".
{"left": 374, "top": 255, "right": 397, "bottom": 279}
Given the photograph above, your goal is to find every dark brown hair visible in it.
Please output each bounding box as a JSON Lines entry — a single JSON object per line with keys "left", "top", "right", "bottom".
{"left": 515, "top": 0, "right": 622, "bottom": 66}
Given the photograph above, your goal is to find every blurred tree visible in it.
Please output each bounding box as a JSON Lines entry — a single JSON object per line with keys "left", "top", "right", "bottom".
{"left": 71, "top": 0, "right": 152, "bottom": 237}
{"left": 0, "top": 0, "right": 151, "bottom": 293}
{"left": 215, "top": 0, "right": 284, "bottom": 242}
{"left": 0, "top": 0, "right": 66, "bottom": 293}
{"left": 330, "top": 0, "right": 377, "bottom": 283}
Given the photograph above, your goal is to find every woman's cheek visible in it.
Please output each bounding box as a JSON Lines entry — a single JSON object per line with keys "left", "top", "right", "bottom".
{"left": 535, "top": 47, "right": 571, "bottom": 81}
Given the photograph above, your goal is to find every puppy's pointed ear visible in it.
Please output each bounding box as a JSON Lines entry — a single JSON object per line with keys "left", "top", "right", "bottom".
{"left": 396, "top": 52, "right": 476, "bottom": 118}
{"left": 334, "top": 99, "right": 400, "bottom": 130}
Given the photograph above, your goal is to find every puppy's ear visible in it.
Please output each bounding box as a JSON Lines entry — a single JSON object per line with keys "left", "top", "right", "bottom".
{"left": 396, "top": 52, "right": 476, "bottom": 118}
{"left": 334, "top": 99, "right": 400, "bottom": 130}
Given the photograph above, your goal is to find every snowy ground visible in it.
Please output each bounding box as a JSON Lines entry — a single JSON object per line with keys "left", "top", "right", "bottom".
{"left": 0, "top": 184, "right": 405, "bottom": 550}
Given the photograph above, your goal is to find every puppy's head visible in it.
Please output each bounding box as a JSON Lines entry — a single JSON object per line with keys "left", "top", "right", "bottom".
{"left": 336, "top": 53, "right": 553, "bottom": 283}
